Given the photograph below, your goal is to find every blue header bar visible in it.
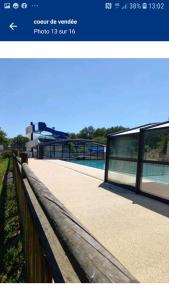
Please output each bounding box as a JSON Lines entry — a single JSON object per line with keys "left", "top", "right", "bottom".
{"left": 0, "top": 1, "right": 168, "bottom": 41}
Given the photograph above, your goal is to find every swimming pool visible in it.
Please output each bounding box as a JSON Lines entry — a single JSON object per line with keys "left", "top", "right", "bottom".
{"left": 70, "top": 160, "right": 169, "bottom": 185}
{"left": 70, "top": 160, "right": 105, "bottom": 170}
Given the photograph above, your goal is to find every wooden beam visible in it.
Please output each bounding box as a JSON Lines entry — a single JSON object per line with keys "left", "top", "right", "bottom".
{"left": 22, "top": 163, "right": 138, "bottom": 283}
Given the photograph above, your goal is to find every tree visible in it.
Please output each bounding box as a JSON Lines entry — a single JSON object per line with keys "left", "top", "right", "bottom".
{"left": 159, "top": 134, "right": 169, "bottom": 154}
{"left": 78, "top": 126, "right": 95, "bottom": 139}
{"left": 0, "top": 128, "right": 8, "bottom": 145}
{"left": 106, "top": 126, "right": 129, "bottom": 135}
{"left": 69, "top": 132, "right": 77, "bottom": 139}
{"left": 93, "top": 136, "right": 107, "bottom": 143}
{"left": 93, "top": 127, "right": 107, "bottom": 138}
{"left": 11, "top": 135, "right": 29, "bottom": 151}
{"left": 69, "top": 125, "right": 129, "bottom": 143}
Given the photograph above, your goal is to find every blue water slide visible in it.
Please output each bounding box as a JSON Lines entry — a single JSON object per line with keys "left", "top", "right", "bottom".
{"left": 34, "top": 122, "right": 69, "bottom": 139}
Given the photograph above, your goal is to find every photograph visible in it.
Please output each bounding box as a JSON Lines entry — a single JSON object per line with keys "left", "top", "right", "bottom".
{"left": 1, "top": 58, "right": 169, "bottom": 285}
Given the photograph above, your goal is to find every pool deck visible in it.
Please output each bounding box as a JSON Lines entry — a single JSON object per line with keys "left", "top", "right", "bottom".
{"left": 29, "top": 158, "right": 169, "bottom": 283}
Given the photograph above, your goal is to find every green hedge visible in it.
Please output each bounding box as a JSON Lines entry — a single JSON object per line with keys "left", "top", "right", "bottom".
{"left": 0, "top": 159, "right": 8, "bottom": 193}
{"left": 0, "top": 150, "right": 12, "bottom": 160}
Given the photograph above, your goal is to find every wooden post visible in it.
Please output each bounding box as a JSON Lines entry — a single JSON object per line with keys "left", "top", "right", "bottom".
{"left": 13, "top": 149, "right": 20, "bottom": 156}
{"left": 20, "top": 152, "right": 28, "bottom": 164}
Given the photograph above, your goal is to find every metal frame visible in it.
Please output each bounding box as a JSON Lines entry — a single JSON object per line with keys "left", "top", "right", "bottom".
{"left": 104, "top": 136, "right": 110, "bottom": 182}
{"left": 36, "top": 139, "right": 105, "bottom": 161}
{"left": 105, "top": 121, "right": 169, "bottom": 202}
{"left": 107, "top": 122, "right": 158, "bottom": 137}
{"left": 135, "top": 128, "right": 144, "bottom": 193}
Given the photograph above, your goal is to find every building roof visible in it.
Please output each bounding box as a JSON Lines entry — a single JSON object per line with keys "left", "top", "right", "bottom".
{"left": 107, "top": 122, "right": 165, "bottom": 137}
{"left": 39, "top": 138, "right": 106, "bottom": 147}
{"left": 144, "top": 121, "right": 169, "bottom": 130}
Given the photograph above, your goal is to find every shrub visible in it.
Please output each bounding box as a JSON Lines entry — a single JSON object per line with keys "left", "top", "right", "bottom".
{"left": 0, "top": 150, "right": 12, "bottom": 159}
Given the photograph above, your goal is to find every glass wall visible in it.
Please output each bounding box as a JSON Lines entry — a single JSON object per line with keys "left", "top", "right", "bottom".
{"left": 107, "top": 133, "right": 139, "bottom": 187}
{"left": 109, "top": 134, "right": 138, "bottom": 159}
{"left": 106, "top": 123, "right": 169, "bottom": 201}
{"left": 41, "top": 141, "right": 105, "bottom": 160}
{"left": 54, "top": 145, "right": 62, "bottom": 158}
{"left": 43, "top": 146, "right": 51, "bottom": 158}
{"left": 140, "top": 127, "right": 169, "bottom": 200}
{"left": 108, "top": 159, "right": 137, "bottom": 186}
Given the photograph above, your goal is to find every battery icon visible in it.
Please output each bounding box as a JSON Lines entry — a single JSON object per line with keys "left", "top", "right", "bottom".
{"left": 142, "top": 3, "right": 147, "bottom": 9}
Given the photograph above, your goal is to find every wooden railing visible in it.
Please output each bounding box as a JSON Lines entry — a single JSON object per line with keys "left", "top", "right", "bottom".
{"left": 13, "top": 154, "right": 138, "bottom": 283}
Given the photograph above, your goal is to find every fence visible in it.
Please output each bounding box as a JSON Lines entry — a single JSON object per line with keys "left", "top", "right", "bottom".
{"left": 13, "top": 153, "right": 138, "bottom": 283}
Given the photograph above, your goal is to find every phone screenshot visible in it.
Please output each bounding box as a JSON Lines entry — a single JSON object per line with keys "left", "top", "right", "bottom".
{"left": 0, "top": 0, "right": 168, "bottom": 40}
{"left": 1, "top": 1, "right": 169, "bottom": 299}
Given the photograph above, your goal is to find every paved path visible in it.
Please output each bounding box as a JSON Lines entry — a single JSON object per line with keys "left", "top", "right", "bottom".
{"left": 29, "top": 159, "right": 169, "bottom": 283}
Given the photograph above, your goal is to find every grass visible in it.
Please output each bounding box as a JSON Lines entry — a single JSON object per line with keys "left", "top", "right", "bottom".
{"left": 0, "top": 158, "right": 25, "bottom": 283}
{"left": 0, "top": 158, "right": 8, "bottom": 193}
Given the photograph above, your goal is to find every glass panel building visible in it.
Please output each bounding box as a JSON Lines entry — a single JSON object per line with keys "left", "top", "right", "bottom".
{"left": 105, "top": 121, "right": 169, "bottom": 202}
{"left": 25, "top": 122, "right": 106, "bottom": 161}
{"left": 36, "top": 139, "right": 105, "bottom": 161}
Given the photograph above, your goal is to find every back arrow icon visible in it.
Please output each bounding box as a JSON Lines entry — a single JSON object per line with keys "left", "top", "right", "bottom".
{"left": 9, "top": 22, "right": 18, "bottom": 30}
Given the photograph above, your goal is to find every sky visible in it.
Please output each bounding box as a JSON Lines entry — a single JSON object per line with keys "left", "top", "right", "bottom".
{"left": 0, "top": 58, "right": 169, "bottom": 137}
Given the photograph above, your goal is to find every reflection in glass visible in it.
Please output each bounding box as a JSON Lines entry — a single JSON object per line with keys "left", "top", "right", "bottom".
{"left": 42, "top": 142, "right": 104, "bottom": 160}
{"left": 141, "top": 163, "right": 169, "bottom": 200}
{"left": 143, "top": 128, "right": 169, "bottom": 162}
{"left": 109, "top": 134, "right": 139, "bottom": 159}
{"left": 108, "top": 159, "right": 137, "bottom": 186}
{"left": 43, "top": 146, "right": 51, "bottom": 158}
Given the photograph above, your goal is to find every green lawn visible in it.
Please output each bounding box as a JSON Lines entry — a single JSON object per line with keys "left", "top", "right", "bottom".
{"left": 0, "top": 159, "right": 24, "bottom": 282}
{"left": 0, "top": 159, "right": 8, "bottom": 193}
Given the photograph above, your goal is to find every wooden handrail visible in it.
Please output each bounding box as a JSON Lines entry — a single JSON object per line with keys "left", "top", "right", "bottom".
{"left": 22, "top": 162, "right": 138, "bottom": 283}
{"left": 13, "top": 153, "right": 138, "bottom": 283}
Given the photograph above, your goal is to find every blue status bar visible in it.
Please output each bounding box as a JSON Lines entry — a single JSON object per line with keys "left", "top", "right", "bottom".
{"left": 0, "top": 1, "right": 168, "bottom": 41}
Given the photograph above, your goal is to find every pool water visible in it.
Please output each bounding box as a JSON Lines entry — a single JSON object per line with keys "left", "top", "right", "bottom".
{"left": 70, "top": 160, "right": 169, "bottom": 185}
{"left": 70, "top": 160, "right": 105, "bottom": 170}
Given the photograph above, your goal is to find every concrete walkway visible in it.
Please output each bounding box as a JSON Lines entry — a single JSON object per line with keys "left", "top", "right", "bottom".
{"left": 29, "top": 159, "right": 169, "bottom": 283}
